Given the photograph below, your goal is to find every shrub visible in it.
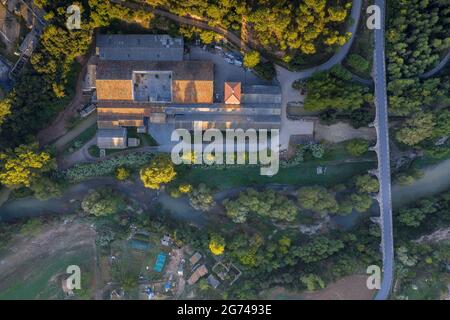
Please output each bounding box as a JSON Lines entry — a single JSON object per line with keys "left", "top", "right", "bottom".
{"left": 253, "top": 62, "right": 276, "bottom": 80}
{"left": 209, "top": 233, "right": 225, "bottom": 256}
{"left": 115, "top": 167, "right": 130, "bottom": 181}
{"left": 346, "top": 54, "right": 370, "bottom": 74}
{"left": 188, "top": 183, "right": 215, "bottom": 211}
{"left": 65, "top": 153, "right": 154, "bottom": 182}
{"left": 243, "top": 50, "right": 260, "bottom": 68}
{"left": 81, "top": 188, "right": 125, "bottom": 217}
{"left": 346, "top": 139, "right": 369, "bottom": 157}
{"left": 178, "top": 183, "right": 192, "bottom": 194}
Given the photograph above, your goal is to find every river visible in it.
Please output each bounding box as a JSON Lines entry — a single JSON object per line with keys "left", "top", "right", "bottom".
{"left": 1, "top": 159, "right": 450, "bottom": 227}
{"left": 391, "top": 158, "right": 450, "bottom": 208}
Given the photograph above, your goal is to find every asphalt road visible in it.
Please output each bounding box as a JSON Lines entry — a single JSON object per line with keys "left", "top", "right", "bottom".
{"left": 373, "top": 0, "right": 394, "bottom": 300}
{"left": 420, "top": 49, "right": 450, "bottom": 79}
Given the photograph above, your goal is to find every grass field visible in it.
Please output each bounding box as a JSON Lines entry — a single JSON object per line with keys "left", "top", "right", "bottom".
{"left": 178, "top": 161, "right": 375, "bottom": 190}
{"left": 0, "top": 246, "right": 95, "bottom": 300}
{"left": 61, "top": 124, "right": 97, "bottom": 156}
{"left": 176, "top": 143, "right": 376, "bottom": 189}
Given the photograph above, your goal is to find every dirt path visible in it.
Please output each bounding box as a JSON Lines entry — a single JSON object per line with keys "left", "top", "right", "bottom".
{"left": 37, "top": 54, "right": 94, "bottom": 147}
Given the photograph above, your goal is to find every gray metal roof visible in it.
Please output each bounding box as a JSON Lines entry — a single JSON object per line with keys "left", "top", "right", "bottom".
{"left": 241, "top": 85, "right": 282, "bottom": 104}
{"left": 96, "top": 60, "right": 213, "bottom": 81}
{"left": 242, "top": 85, "right": 281, "bottom": 95}
{"left": 173, "top": 113, "right": 281, "bottom": 125}
{"left": 96, "top": 34, "right": 184, "bottom": 61}
{"left": 97, "top": 128, "right": 127, "bottom": 149}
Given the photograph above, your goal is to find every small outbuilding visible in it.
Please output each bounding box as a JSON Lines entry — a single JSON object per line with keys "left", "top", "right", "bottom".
{"left": 207, "top": 274, "right": 220, "bottom": 289}
{"left": 188, "top": 265, "right": 208, "bottom": 285}
{"left": 97, "top": 128, "right": 127, "bottom": 149}
{"left": 189, "top": 252, "right": 202, "bottom": 266}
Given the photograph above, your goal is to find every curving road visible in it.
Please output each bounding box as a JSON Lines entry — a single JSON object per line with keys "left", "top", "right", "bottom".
{"left": 275, "top": 0, "right": 363, "bottom": 83}
{"left": 372, "top": 0, "right": 394, "bottom": 300}
{"left": 420, "top": 50, "right": 450, "bottom": 79}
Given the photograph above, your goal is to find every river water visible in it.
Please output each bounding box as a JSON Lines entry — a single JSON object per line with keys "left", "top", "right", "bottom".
{"left": 1, "top": 159, "right": 450, "bottom": 228}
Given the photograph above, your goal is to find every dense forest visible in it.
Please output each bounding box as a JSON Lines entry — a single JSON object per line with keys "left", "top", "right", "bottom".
{"left": 387, "top": 0, "right": 450, "bottom": 116}
{"left": 146, "top": 0, "right": 353, "bottom": 56}
{"left": 386, "top": 0, "right": 450, "bottom": 157}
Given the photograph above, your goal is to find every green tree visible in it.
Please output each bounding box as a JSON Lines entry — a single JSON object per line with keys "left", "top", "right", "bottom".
{"left": 81, "top": 188, "right": 125, "bottom": 217}
{"left": 0, "top": 143, "right": 54, "bottom": 189}
{"left": 140, "top": 154, "right": 176, "bottom": 189}
{"left": 297, "top": 186, "right": 338, "bottom": 216}
{"left": 115, "top": 167, "right": 130, "bottom": 181}
{"left": 0, "top": 99, "right": 11, "bottom": 126}
{"left": 30, "top": 176, "right": 62, "bottom": 200}
{"left": 188, "top": 183, "right": 215, "bottom": 211}
{"left": 253, "top": 62, "right": 276, "bottom": 81}
{"left": 397, "top": 208, "right": 427, "bottom": 228}
{"left": 304, "top": 68, "right": 367, "bottom": 112}
{"left": 350, "top": 193, "right": 373, "bottom": 212}
{"left": 243, "top": 50, "right": 261, "bottom": 69}
{"left": 209, "top": 233, "right": 225, "bottom": 256}
{"left": 199, "top": 30, "right": 216, "bottom": 44}
{"left": 294, "top": 236, "right": 344, "bottom": 263}
{"left": 346, "top": 139, "right": 369, "bottom": 157}
{"left": 355, "top": 174, "right": 379, "bottom": 193}
{"left": 300, "top": 274, "right": 325, "bottom": 291}
{"left": 224, "top": 189, "right": 298, "bottom": 223}
{"left": 432, "top": 109, "right": 450, "bottom": 139}
{"left": 396, "top": 112, "right": 435, "bottom": 146}
{"left": 346, "top": 54, "right": 370, "bottom": 74}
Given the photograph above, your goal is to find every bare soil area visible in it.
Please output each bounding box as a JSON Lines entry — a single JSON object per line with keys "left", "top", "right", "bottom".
{"left": 0, "top": 220, "right": 97, "bottom": 299}
{"left": 315, "top": 122, "right": 376, "bottom": 143}
{"left": 264, "top": 275, "right": 375, "bottom": 300}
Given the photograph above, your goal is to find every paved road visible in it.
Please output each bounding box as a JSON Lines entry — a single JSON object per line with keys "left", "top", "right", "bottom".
{"left": 420, "top": 49, "right": 450, "bottom": 79}
{"left": 275, "top": 0, "right": 363, "bottom": 83}
{"left": 372, "top": 0, "right": 394, "bottom": 300}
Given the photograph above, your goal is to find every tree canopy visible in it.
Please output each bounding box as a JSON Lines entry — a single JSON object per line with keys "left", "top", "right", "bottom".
{"left": 140, "top": 154, "right": 177, "bottom": 189}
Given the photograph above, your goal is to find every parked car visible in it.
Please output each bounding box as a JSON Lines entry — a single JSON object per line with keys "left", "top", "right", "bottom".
{"left": 233, "top": 60, "right": 243, "bottom": 67}
{"left": 79, "top": 103, "right": 96, "bottom": 118}
{"left": 224, "top": 57, "right": 234, "bottom": 64}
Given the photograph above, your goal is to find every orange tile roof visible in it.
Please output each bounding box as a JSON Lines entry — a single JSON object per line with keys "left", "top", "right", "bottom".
{"left": 224, "top": 82, "right": 241, "bottom": 104}
{"left": 172, "top": 80, "right": 214, "bottom": 104}
{"left": 96, "top": 80, "right": 133, "bottom": 101}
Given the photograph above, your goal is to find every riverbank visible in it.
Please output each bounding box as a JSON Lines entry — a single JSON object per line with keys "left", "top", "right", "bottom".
{"left": 392, "top": 158, "right": 450, "bottom": 208}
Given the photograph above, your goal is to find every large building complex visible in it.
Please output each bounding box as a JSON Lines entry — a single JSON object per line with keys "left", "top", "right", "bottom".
{"left": 89, "top": 34, "right": 282, "bottom": 149}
